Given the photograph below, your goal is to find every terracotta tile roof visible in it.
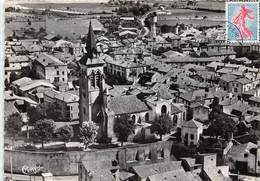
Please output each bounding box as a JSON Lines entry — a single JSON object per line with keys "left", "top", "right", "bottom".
{"left": 8, "top": 55, "right": 30, "bottom": 63}
{"left": 35, "top": 53, "right": 65, "bottom": 67}
{"left": 249, "top": 96, "right": 260, "bottom": 103}
{"left": 219, "top": 74, "right": 237, "bottom": 83}
{"left": 182, "top": 119, "right": 203, "bottom": 128}
{"left": 12, "top": 77, "right": 32, "bottom": 86}
{"left": 235, "top": 78, "right": 252, "bottom": 85}
{"left": 108, "top": 95, "right": 149, "bottom": 115}
{"left": 44, "top": 89, "right": 79, "bottom": 103}
{"left": 131, "top": 161, "right": 182, "bottom": 179}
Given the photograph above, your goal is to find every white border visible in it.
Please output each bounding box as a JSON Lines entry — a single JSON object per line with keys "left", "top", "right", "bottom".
{"left": 225, "top": 1, "right": 259, "bottom": 43}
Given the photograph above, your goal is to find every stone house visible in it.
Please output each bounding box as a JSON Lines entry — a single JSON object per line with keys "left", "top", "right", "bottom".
{"left": 44, "top": 89, "right": 79, "bottom": 121}
{"left": 32, "top": 53, "right": 68, "bottom": 91}
{"left": 181, "top": 119, "right": 203, "bottom": 147}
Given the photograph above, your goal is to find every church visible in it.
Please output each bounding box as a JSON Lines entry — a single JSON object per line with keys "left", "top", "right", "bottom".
{"left": 78, "top": 21, "right": 154, "bottom": 143}
{"left": 78, "top": 21, "right": 185, "bottom": 143}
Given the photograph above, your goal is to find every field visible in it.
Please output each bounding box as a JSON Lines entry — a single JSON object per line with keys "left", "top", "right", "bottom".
{"left": 19, "top": 2, "right": 116, "bottom": 13}
{"left": 5, "top": 16, "right": 104, "bottom": 39}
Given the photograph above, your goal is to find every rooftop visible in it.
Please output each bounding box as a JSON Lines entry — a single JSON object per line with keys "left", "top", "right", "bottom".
{"left": 131, "top": 161, "right": 182, "bottom": 179}
{"left": 8, "top": 55, "right": 30, "bottom": 63}
{"left": 108, "top": 95, "right": 149, "bottom": 115}
{"left": 44, "top": 89, "right": 79, "bottom": 103}
{"left": 182, "top": 119, "right": 203, "bottom": 129}
{"left": 219, "top": 74, "right": 237, "bottom": 83}
{"left": 35, "top": 53, "right": 65, "bottom": 67}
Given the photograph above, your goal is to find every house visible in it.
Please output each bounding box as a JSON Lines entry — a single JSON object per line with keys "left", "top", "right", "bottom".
{"left": 105, "top": 55, "right": 146, "bottom": 83}
{"left": 23, "top": 43, "right": 44, "bottom": 54}
{"left": 44, "top": 89, "right": 79, "bottom": 121}
{"left": 119, "top": 30, "right": 137, "bottom": 39}
{"left": 171, "top": 103, "right": 186, "bottom": 128}
{"left": 78, "top": 160, "right": 119, "bottom": 181}
{"left": 130, "top": 161, "right": 183, "bottom": 181}
{"left": 181, "top": 119, "right": 203, "bottom": 147}
{"left": 198, "top": 49, "right": 236, "bottom": 60}
{"left": 8, "top": 55, "right": 30, "bottom": 68}
{"left": 11, "top": 77, "right": 55, "bottom": 103}
{"left": 177, "top": 89, "right": 207, "bottom": 107}
{"left": 218, "top": 74, "right": 237, "bottom": 91}
{"left": 161, "top": 56, "right": 221, "bottom": 67}
{"left": 4, "top": 65, "right": 22, "bottom": 82}
{"left": 248, "top": 96, "right": 260, "bottom": 107}
{"left": 226, "top": 142, "right": 260, "bottom": 175}
{"left": 162, "top": 50, "right": 185, "bottom": 59}
{"left": 162, "top": 33, "right": 181, "bottom": 48}
{"left": 198, "top": 154, "right": 232, "bottom": 181}
{"left": 190, "top": 102, "right": 210, "bottom": 122}
{"left": 11, "top": 45, "right": 28, "bottom": 55}
{"left": 44, "top": 34, "right": 61, "bottom": 41}
{"left": 32, "top": 53, "right": 68, "bottom": 91}
{"left": 229, "top": 78, "right": 256, "bottom": 95}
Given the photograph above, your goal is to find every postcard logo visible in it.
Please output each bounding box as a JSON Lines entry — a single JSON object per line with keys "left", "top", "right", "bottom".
{"left": 226, "top": 1, "right": 259, "bottom": 43}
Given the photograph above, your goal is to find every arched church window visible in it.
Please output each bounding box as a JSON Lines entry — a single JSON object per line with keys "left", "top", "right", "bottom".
{"left": 161, "top": 105, "right": 167, "bottom": 114}
{"left": 90, "top": 71, "right": 95, "bottom": 87}
{"left": 96, "top": 70, "right": 102, "bottom": 88}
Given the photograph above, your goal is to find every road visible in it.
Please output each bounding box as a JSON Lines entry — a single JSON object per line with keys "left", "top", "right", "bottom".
{"left": 4, "top": 173, "right": 78, "bottom": 181}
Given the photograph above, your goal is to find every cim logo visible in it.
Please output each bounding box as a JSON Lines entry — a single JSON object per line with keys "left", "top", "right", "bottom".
{"left": 22, "top": 164, "right": 44, "bottom": 175}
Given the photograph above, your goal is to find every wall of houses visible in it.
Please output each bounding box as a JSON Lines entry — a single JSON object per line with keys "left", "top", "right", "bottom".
{"left": 4, "top": 141, "right": 173, "bottom": 176}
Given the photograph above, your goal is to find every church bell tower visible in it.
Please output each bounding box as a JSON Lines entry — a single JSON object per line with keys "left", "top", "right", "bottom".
{"left": 79, "top": 21, "right": 105, "bottom": 125}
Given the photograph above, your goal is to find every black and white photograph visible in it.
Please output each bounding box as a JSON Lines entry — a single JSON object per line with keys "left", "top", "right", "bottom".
{"left": 2, "top": 0, "right": 260, "bottom": 180}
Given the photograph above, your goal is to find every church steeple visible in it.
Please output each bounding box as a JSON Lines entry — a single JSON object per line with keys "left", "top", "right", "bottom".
{"left": 86, "top": 20, "right": 97, "bottom": 60}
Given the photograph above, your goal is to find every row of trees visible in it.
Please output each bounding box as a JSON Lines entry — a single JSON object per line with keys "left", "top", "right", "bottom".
{"left": 5, "top": 112, "right": 99, "bottom": 149}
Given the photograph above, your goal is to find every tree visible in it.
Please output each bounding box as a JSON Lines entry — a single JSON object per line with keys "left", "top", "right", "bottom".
{"left": 151, "top": 114, "right": 173, "bottom": 140}
{"left": 27, "top": 105, "right": 45, "bottom": 126}
{"left": 33, "top": 119, "right": 55, "bottom": 149}
{"left": 208, "top": 113, "right": 237, "bottom": 140}
{"left": 45, "top": 102, "right": 63, "bottom": 122}
{"left": 57, "top": 125, "right": 74, "bottom": 146}
{"left": 79, "top": 121, "right": 98, "bottom": 149}
{"left": 209, "top": 97, "right": 222, "bottom": 123}
{"left": 9, "top": 72, "right": 17, "bottom": 83}
{"left": 5, "top": 113, "right": 23, "bottom": 143}
{"left": 113, "top": 114, "right": 135, "bottom": 146}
